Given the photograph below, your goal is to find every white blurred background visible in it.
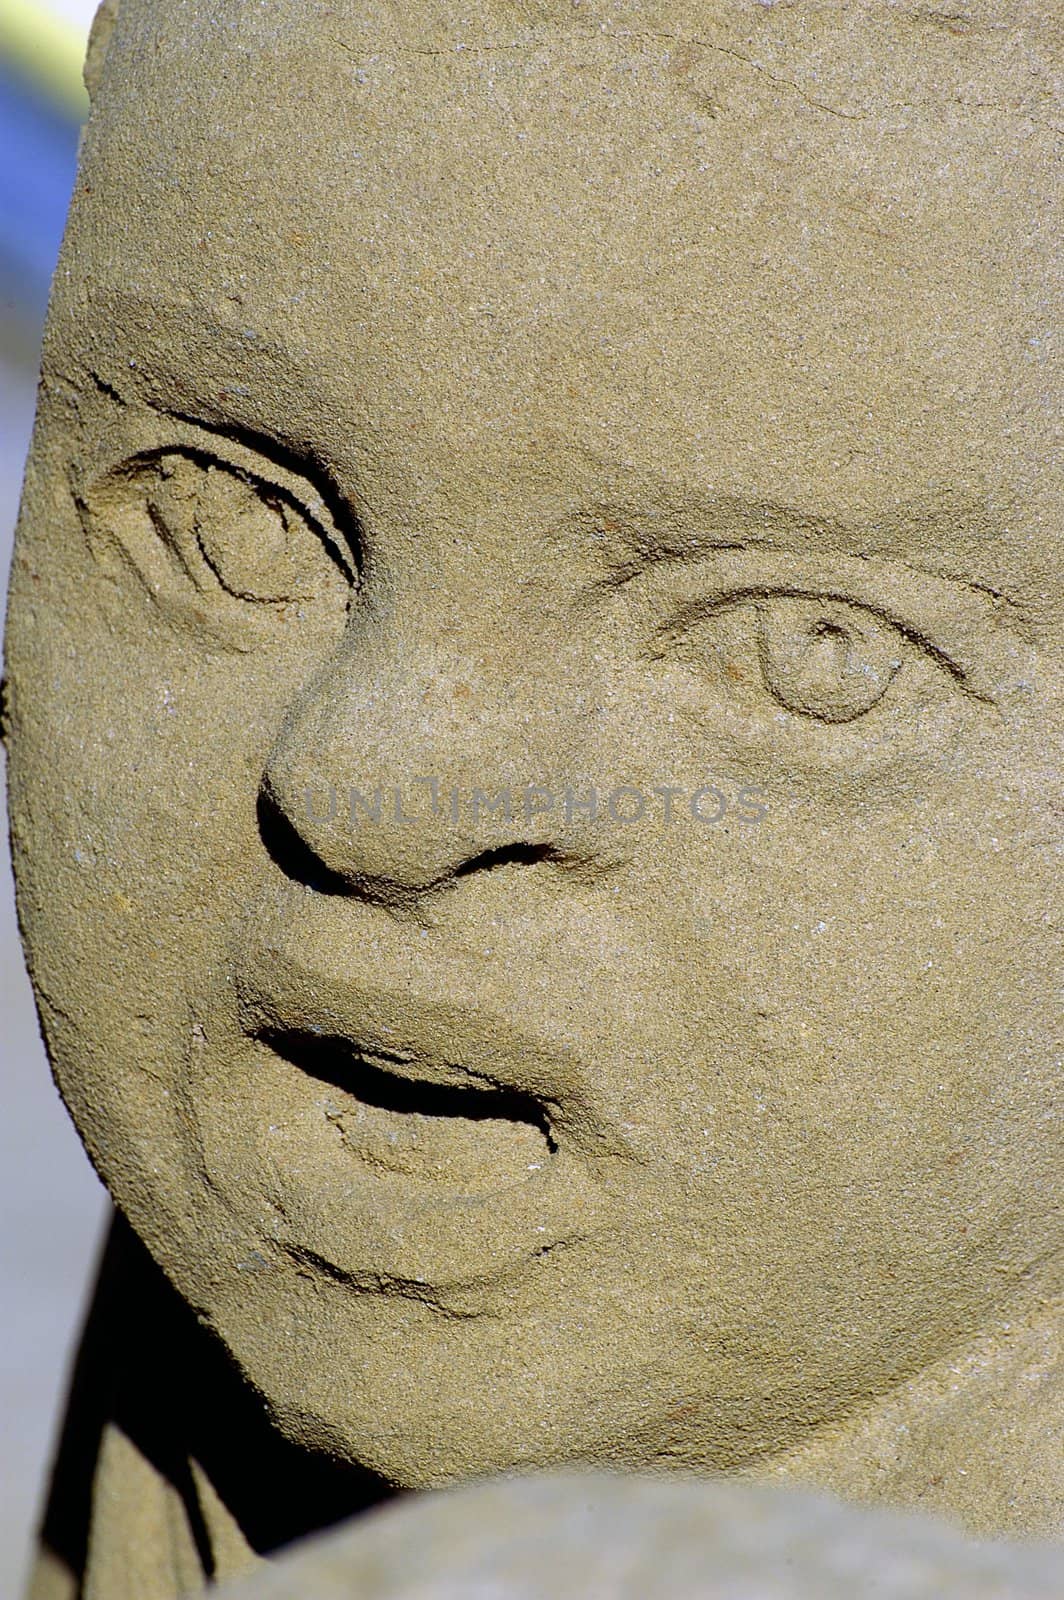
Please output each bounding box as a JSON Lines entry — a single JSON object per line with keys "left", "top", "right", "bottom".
{"left": 1, "top": 4, "right": 109, "bottom": 1595}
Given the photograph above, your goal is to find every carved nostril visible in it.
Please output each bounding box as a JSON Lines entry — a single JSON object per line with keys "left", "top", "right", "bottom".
{"left": 257, "top": 782, "right": 569, "bottom": 905}
{"left": 257, "top": 782, "right": 432, "bottom": 908}
{"left": 453, "top": 841, "right": 558, "bottom": 879}
{"left": 256, "top": 786, "right": 353, "bottom": 897}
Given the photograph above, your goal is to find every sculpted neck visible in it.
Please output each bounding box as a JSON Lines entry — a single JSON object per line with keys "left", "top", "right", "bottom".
{"left": 745, "top": 1294, "right": 1063, "bottom": 1540}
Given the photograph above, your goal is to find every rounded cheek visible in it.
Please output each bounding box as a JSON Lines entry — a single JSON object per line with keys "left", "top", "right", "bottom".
{"left": 580, "top": 816, "right": 1054, "bottom": 1394}
{"left": 8, "top": 584, "right": 300, "bottom": 1214}
{"left": 635, "top": 790, "right": 1056, "bottom": 1201}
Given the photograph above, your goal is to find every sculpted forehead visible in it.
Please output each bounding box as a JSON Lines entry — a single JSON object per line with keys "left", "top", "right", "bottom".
{"left": 49, "top": 0, "right": 1060, "bottom": 587}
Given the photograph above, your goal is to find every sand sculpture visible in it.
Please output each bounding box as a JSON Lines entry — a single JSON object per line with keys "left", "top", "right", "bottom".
{"left": 4, "top": 1, "right": 1060, "bottom": 1594}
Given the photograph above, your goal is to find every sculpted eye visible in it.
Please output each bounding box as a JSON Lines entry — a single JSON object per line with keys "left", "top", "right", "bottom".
{"left": 756, "top": 597, "right": 904, "bottom": 723}
{"left": 655, "top": 584, "right": 970, "bottom": 733}
{"left": 80, "top": 436, "right": 357, "bottom": 648}
{"left": 639, "top": 546, "right": 1011, "bottom": 768}
{"left": 144, "top": 451, "right": 349, "bottom": 604}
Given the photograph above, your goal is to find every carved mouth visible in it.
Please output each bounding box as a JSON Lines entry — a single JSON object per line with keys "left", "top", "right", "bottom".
{"left": 262, "top": 1029, "right": 558, "bottom": 1195}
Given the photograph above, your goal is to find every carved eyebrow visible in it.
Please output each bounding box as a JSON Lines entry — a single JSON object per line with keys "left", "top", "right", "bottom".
{"left": 550, "top": 492, "right": 1025, "bottom": 610}
{"left": 67, "top": 287, "right": 359, "bottom": 459}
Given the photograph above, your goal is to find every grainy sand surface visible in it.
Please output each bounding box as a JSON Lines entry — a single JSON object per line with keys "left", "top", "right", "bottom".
{"left": 1, "top": 348, "right": 107, "bottom": 1600}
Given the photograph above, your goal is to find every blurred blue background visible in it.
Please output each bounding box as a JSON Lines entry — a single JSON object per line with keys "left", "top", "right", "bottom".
{"left": 1, "top": 6, "right": 108, "bottom": 1597}
{"left": 0, "top": 56, "right": 81, "bottom": 325}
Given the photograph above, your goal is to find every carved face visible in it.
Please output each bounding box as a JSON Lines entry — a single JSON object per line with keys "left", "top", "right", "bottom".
{"left": 6, "top": 2, "right": 1060, "bottom": 1483}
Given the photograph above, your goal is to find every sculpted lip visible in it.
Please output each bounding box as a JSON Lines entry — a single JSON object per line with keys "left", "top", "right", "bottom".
{"left": 232, "top": 922, "right": 600, "bottom": 1114}
{"left": 259, "top": 1025, "right": 560, "bottom": 1195}
{"left": 209, "top": 926, "right": 615, "bottom": 1290}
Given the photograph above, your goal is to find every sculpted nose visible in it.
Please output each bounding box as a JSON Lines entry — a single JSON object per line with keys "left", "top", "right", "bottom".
{"left": 262, "top": 631, "right": 605, "bottom": 898}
